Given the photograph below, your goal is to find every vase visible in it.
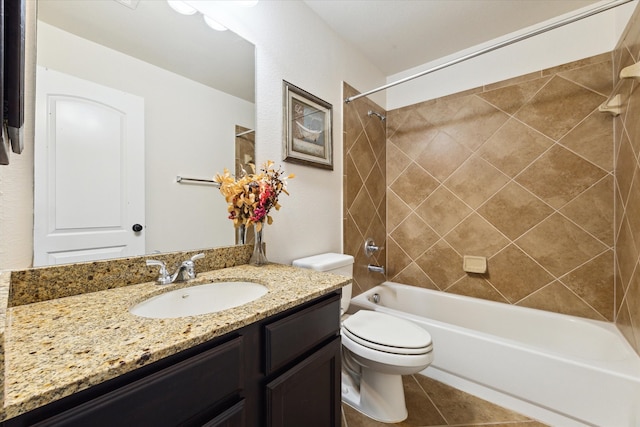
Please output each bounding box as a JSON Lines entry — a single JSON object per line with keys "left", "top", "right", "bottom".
{"left": 236, "top": 223, "right": 246, "bottom": 245}
{"left": 250, "top": 226, "right": 268, "bottom": 266}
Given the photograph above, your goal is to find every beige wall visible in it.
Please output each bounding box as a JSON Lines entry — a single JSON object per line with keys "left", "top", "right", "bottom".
{"left": 613, "top": 5, "right": 640, "bottom": 355}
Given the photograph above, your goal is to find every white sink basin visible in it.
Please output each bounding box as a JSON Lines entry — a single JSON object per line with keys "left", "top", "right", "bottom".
{"left": 130, "top": 281, "right": 268, "bottom": 318}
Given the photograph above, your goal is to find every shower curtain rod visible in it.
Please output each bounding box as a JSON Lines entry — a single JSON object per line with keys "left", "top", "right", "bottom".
{"left": 344, "top": 0, "right": 633, "bottom": 104}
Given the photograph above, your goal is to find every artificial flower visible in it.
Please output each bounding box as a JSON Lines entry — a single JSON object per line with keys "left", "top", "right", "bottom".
{"left": 214, "top": 161, "right": 294, "bottom": 231}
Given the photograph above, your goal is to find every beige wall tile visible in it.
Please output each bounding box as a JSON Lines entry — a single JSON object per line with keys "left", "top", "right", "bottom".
{"left": 617, "top": 132, "right": 637, "bottom": 208}
{"left": 478, "top": 182, "right": 553, "bottom": 240}
{"left": 416, "top": 186, "right": 472, "bottom": 236}
{"left": 444, "top": 213, "right": 509, "bottom": 257}
{"left": 516, "top": 214, "right": 606, "bottom": 277}
{"left": 559, "top": 111, "right": 614, "bottom": 173}
{"left": 446, "top": 275, "right": 509, "bottom": 303}
{"left": 560, "top": 250, "right": 615, "bottom": 321}
{"left": 415, "top": 131, "right": 473, "bottom": 182}
{"left": 515, "top": 145, "right": 607, "bottom": 209}
{"left": 390, "top": 213, "right": 439, "bottom": 259}
{"left": 416, "top": 239, "right": 465, "bottom": 289}
{"left": 444, "top": 156, "right": 509, "bottom": 209}
{"left": 442, "top": 96, "right": 509, "bottom": 150}
{"left": 515, "top": 76, "right": 605, "bottom": 140}
{"left": 557, "top": 58, "right": 612, "bottom": 96}
{"left": 391, "top": 262, "right": 437, "bottom": 289}
{"left": 390, "top": 163, "right": 439, "bottom": 209}
{"left": 487, "top": 245, "right": 554, "bottom": 303}
{"left": 559, "top": 175, "right": 614, "bottom": 247}
{"left": 477, "top": 118, "right": 553, "bottom": 177}
{"left": 517, "top": 281, "right": 604, "bottom": 320}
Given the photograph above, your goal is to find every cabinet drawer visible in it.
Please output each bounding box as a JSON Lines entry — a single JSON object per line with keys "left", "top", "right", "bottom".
{"left": 203, "top": 399, "right": 245, "bottom": 427}
{"left": 33, "top": 336, "right": 244, "bottom": 427}
{"left": 264, "top": 293, "right": 340, "bottom": 374}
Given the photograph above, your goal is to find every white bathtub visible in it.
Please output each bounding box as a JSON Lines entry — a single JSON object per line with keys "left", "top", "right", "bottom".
{"left": 349, "top": 282, "right": 640, "bottom": 427}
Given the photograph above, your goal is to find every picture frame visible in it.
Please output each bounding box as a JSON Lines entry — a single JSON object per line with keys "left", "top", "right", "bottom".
{"left": 283, "top": 81, "right": 333, "bottom": 170}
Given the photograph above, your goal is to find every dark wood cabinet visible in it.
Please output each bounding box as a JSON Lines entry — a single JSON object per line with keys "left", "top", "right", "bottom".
{"left": 203, "top": 400, "right": 245, "bottom": 427}
{"left": 3, "top": 291, "right": 341, "bottom": 427}
{"left": 266, "top": 338, "right": 341, "bottom": 427}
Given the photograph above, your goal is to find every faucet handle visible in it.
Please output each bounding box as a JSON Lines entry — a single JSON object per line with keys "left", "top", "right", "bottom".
{"left": 364, "top": 238, "right": 383, "bottom": 257}
{"left": 146, "top": 259, "right": 166, "bottom": 270}
{"left": 146, "top": 259, "right": 172, "bottom": 285}
{"left": 190, "top": 253, "right": 205, "bottom": 262}
{"left": 180, "top": 253, "right": 205, "bottom": 281}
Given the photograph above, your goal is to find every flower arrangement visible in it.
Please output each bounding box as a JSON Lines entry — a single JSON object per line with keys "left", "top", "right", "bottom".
{"left": 214, "top": 161, "right": 294, "bottom": 232}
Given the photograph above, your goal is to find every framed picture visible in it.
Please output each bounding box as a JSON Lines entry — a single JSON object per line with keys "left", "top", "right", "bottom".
{"left": 283, "top": 81, "right": 333, "bottom": 170}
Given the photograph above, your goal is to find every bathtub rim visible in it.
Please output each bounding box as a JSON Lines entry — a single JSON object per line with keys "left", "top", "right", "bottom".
{"left": 350, "top": 281, "right": 640, "bottom": 380}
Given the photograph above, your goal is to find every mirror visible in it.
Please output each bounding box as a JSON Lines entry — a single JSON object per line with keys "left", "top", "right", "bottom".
{"left": 34, "top": 0, "right": 255, "bottom": 265}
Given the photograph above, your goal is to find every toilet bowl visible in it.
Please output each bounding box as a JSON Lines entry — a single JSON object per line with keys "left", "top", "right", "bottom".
{"left": 292, "top": 253, "right": 434, "bottom": 423}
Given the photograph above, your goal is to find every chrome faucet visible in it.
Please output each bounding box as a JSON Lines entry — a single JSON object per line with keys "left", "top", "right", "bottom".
{"left": 364, "top": 238, "right": 382, "bottom": 257}
{"left": 367, "top": 264, "right": 385, "bottom": 274}
{"left": 146, "top": 253, "right": 205, "bottom": 285}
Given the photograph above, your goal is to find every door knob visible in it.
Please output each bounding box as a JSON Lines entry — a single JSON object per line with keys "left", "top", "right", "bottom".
{"left": 132, "top": 224, "right": 143, "bottom": 232}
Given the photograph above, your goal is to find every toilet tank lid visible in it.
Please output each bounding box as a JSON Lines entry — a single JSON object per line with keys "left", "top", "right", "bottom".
{"left": 292, "top": 253, "right": 354, "bottom": 271}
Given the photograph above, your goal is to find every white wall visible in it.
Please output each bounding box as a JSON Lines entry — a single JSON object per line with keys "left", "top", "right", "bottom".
{"left": 35, "top": 23, "right": 255, "bottom": 256}
{"left": 386, "top": 1, "right": 637, "bottom": 109}
{"left": 187, "top": 1, "right": 387, "bottom": 264}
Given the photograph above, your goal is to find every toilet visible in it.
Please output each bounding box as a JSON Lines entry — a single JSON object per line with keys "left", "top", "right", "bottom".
{"left": 292, "top": 253, "right": 433, "bottom": 423}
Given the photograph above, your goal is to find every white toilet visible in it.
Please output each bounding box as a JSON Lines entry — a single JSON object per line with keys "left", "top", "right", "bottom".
{"left": 292, "top": 253, "right": 434, "bottom": 423}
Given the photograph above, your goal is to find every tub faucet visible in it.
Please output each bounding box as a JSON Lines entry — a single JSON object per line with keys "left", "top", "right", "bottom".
{"left": 367, "top": 264, "right": 385, "bottom": 274}
{"left": 364, "top": 238, "right": 382, "bottom": 257}
{"left": 146, "top": 253, "right": 205, "bottom": 285}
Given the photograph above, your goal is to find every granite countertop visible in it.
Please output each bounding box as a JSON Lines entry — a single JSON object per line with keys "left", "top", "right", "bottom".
{"left": 2, "top": 263, "right": 348, "bottom": 421}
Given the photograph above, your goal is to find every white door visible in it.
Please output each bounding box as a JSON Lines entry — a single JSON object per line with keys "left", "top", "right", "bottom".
{"left": 34, "top": 67, "right": 145, "bottom": 266}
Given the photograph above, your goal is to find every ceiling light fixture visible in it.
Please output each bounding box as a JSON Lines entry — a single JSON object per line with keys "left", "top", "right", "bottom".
{"left": 203, "top": 15, "right": 228, "bottom": 31}
{"left": 166, "top": 0, "right": 197, "bottom": 15}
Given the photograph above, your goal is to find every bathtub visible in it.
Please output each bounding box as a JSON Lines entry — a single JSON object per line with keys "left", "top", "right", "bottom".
{"left": 349, "top": 282, "right": 640, "bottom": 427}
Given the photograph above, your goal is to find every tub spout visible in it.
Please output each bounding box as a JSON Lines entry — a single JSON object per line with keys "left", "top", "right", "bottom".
{"left": 368, "top": 264, "right": 385, "bottom": 274}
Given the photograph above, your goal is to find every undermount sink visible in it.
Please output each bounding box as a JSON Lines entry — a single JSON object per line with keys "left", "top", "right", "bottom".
{"left": 130, "top": 281, "right": 268, "bottom": 318}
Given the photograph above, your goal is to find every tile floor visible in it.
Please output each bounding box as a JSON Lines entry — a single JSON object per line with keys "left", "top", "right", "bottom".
{"left": 341, "top": 374, "right": 549, "bottom": 427}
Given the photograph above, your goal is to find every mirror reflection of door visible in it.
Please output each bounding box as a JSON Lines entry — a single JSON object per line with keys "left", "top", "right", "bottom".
{"left": 33, "top": 67, "right": 145, "bottom": 266}
{"left": 235, "top": 125, "right": 255, "bottom": 245}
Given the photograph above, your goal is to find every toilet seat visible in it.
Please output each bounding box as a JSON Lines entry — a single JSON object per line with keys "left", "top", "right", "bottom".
{"left": 342, "top": 310, "right": 432, "bottom": 355}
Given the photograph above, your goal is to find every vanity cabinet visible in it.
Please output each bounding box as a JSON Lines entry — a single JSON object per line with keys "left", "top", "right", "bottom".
{"left": 265, "top": 338, "right": 341, "bottom": 427}
{"left": 263, "top": 293, "right": 341, "bottom": 427}
{"left": 3, "top": 291, "right": 341, "bottom": 427}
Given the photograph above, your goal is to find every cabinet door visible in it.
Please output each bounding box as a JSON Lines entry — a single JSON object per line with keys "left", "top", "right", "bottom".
{"left": 31, "top": 337, "right": 243, "bottom": 427}
{"left": 266, "top": 337, "right": 341, "bottom": 427}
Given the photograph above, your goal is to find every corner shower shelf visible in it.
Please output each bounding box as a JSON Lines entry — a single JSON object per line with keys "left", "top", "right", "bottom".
{"left": 620, "top": 62, "right": 640, "bottom": 81}
{"left": 599, "top": 61, "right": 640, "bottom": 117}
{"left": 598, "top": 93, "right": 622, "bottom": 116}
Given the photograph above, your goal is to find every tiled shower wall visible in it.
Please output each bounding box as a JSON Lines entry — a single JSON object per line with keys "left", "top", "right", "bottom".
{"left": 344, "top": 84, "right": 387, "bottom": 294}
{"left": 385, "top": 54, "right": 615, "bottom": 321}
{"left": 344, "top": 52, "right": 619, "bottom": 323}
{"left": 613, "top": 6, "right": 640, "bottom": 354}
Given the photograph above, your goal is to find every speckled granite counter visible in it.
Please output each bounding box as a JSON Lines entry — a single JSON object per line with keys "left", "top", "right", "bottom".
{"left": 2, "top": 263, "right": 349, "bottom": 421}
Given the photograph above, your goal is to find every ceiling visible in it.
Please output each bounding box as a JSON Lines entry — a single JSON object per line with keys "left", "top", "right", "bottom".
{"left": 38, "top": 0, "right": 616, "bottom": 100}
{"left": 303, "top": 0, "right": 602, "bottom": 76}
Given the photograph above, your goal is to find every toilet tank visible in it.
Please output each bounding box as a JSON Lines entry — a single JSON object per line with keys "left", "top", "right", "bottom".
{"left": 292, "top": 253, "right": 354, "bottom": 315}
